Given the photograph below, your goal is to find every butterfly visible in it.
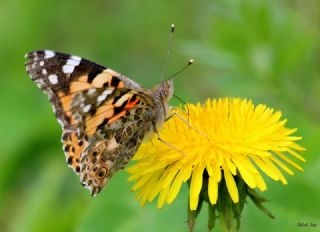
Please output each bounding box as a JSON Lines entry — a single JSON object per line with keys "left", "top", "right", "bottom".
{"left": 25, "top": 50, "right": 174, "bottom": 196}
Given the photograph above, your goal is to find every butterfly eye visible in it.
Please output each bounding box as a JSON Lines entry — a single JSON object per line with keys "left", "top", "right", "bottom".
{"left": 97, "top": 167, "right": 107, "bottom": 178}
{"left": 161, "top": 89, "right": 168, "bottom": 98}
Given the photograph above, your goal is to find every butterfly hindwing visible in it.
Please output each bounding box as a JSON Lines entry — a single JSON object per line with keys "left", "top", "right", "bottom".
{"left": 78, "top": 91, "right": 156, "bottom": 195}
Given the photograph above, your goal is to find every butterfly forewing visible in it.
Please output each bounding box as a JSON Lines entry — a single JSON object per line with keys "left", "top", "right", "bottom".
{"left": 25, "top": 50, "right": 159, "bottom": 195}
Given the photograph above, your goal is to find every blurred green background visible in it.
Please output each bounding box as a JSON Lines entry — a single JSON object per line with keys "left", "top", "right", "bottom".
{"left": 0, "top": 0, "right": 319, "bottom": 231}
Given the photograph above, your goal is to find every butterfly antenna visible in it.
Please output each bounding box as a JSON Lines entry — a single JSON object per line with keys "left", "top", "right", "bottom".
{"left": 167, "top": 59, "right": 194, "bottom": 80}
{"left": 173, "top": 94, "right": 190, "bottom": 123}
{"left": 160, "top": 24, "right": 175, "bottom": 81}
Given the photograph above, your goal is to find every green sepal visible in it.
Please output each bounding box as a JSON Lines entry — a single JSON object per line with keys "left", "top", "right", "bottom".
{"left": 187, "top": 197, "right": 204, "bottom": 232}
{"left": 247, "top": 188, "right": 275, "bottom": 219}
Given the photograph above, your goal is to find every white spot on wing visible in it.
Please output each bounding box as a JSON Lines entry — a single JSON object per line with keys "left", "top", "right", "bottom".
{"left": 66, "top": 59, "right": 80, "bottom": 66}
{"left": 88, "top": 88, "right": 96, "bottom": 95}
{"left": 39, "top": 61, "right": 44, "bottom": 66}
{"left": 62, "top": 58, "right": 80, "bottom": 74}
{"left": 97, "top": 95, "right": 107, "bottom": 103}
{"left": 97, "top": 89, "right": 114, "bottom": 103}
{"left": 62, "top": 65, "right": 75, "bottom": 74}
{"left": 83, "top": 105, "right": 91, "bottom": 113}
{"left": 102, "top": 89, "right": 114, "bottom": 95}
{"left": 44, "top": 50, "right": 55, "bottom": 59}
{"left": 42, "top": 69, "right": 47, "bottom": 75}
{"left": 48, "top": 74, "right": 58, "bottom": 84}
{"left": 71, "top": 55, "right": 82, "bottom": 61}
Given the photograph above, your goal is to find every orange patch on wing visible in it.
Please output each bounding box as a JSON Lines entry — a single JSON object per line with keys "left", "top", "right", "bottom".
{"left": 95, "top": 101, "right": 114, "bottom": 116}
{"left": 114, "top": 94, "right": 133, "bottom": 107}
{"left": 58, "top": 92, "right": 77, "bottom": 125}
{"left": 92, "top": 73, "right": 112, "bottom": 88}
{"left": 69, "top": 133, "right": 84, "bottom": 157}
{"left": 59, "top": 93, "right": 75, "bottom": 112}
{"left": 86, "top": 112, "right": 113, "bottom": 136}
{"left": 108, "top": 111, "right": 126, "bottom": 124}
{"left": 125, "top": 97, "right": 140, "bottom": 109}
{"left": 78, "top": 76, "right": 88, "bottom": 82}
{"left": 105, "top": 68, "right": 120, "bottom": 77}
{"left": 63, "top": 132, "right": 86, "bottom": 173}
{"left": 70, "top": 81, "right": 92, "bottom": 93}
{"left": 85, "top": 100, "right": 114, "bottom": 136}
{"left": 117, "top": 81, "right": 125, "bottom": 88}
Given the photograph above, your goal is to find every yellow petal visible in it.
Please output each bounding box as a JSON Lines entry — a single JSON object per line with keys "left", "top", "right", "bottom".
{"left": 223, "top": 163, "right": 239, "bottom": 203}
{"left": 208, "top": 176, "right": 218, "bottom": 204}
{"left": 253, "top": 171, "right": 267, "bottom": 191}
{"left": 233, "top": 157, "right": 256, "bottom": 188}
{"left": 157, "top": 182, "right": 170, "bottom": 208}
{"left": 287, "top": 148, "right": 306, "bottom": 162}
{"left": 275, "top": 151, "right": 304, "bottom": 172}
{"left": 166, "top": 174, "right": 183, "bottom": 204}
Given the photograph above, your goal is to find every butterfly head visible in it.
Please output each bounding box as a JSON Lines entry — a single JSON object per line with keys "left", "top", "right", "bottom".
{"left": 158, "top": 78, "right": 174, "bottom": 102}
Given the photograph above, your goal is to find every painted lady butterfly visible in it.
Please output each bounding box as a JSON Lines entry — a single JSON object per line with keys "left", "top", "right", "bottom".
{"left": 25, "top": 50, "right": 174, "bottom": 196}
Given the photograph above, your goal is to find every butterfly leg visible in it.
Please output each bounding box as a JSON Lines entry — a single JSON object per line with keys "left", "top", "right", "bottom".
{"left": 165, "top": 112, "right": 210, "bottom": 140}
{"left": 152, "top": 121, "right": 186, "bottom": 156}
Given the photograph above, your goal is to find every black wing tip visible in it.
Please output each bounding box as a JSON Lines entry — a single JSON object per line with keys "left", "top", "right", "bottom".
{"left": 24, "top": 51, "right": 36, "bottom": 60}
{"left": 24, "top": 50, "right": 60, "bottom": 61}
{"left": 24, "top": 50, "right": 45, "bottom": 58}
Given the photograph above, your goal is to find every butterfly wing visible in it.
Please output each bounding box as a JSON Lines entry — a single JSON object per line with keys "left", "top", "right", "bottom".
{"left": 25, "top": 50, "right": 156, "bottom": 193}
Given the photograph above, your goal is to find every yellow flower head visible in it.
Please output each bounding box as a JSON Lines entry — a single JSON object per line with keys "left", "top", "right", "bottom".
{"left": 127, "top": 98, "right": 305, "bottom": 210}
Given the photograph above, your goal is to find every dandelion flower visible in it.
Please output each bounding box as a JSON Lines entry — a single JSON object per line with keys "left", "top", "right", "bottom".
{"left": 127, "top": 98, "right": 305, "bottom": 229}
